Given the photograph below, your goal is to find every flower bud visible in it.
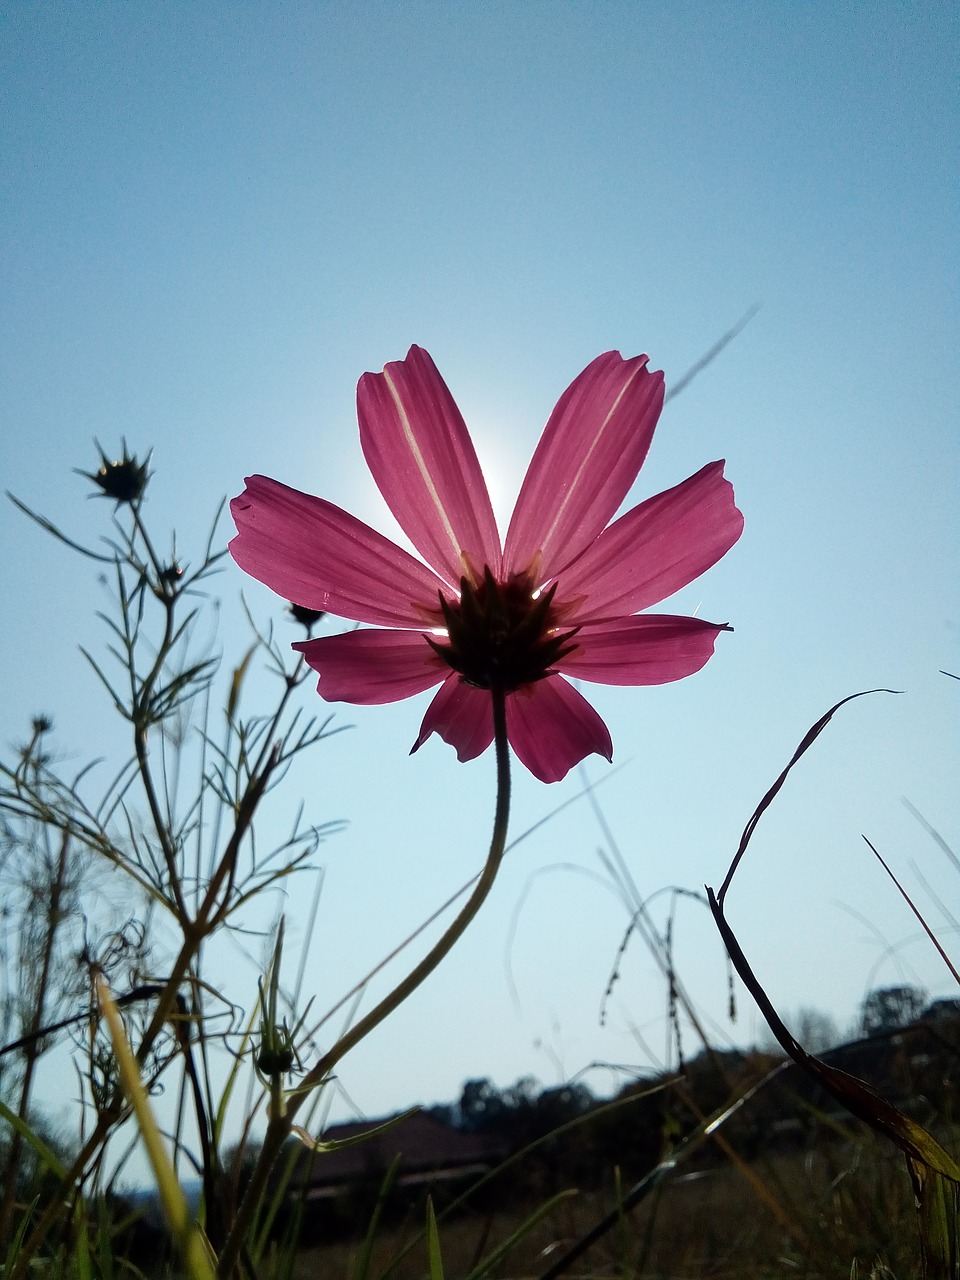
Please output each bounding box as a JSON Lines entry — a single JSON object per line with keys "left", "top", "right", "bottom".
{"left": 79, "top": 441, "right": 151, "bottom": 505}
{"left": 288, "top": 603, "right": 325, "bottom": 633}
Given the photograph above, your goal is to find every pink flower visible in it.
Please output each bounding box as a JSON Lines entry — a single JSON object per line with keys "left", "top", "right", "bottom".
{"left": 230, "top": 346, "right": 743, "bottom": 782}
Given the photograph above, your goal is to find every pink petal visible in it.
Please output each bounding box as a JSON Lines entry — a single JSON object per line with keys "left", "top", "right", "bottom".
{"left": 411, "top": 676, "right": 495, "bottom": 761}
{"left": 503, "top": 352, "right": 664, "bottom": 583}
{"left": 557, "top": 462, "right": 744, "bottom": 617}
{"left": 293, "top": 630, "right": 446, "bottom": 705}
{"left": 556, "top": 615, "right": 728, "bottom": 685}
{"left": 506, "top": 677, "right": 613, "bottom": 783}
{"left": 358, "top": 346, "right": 502, "bottom": 587}
{"left": 230, "top": 475, "right": 448, "bottom": 628}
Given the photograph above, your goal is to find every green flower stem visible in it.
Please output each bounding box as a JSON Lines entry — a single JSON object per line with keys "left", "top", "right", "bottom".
{"left": 130, "top": 501, "right": 168, "bottom": 592}
{"left": 217, "top": 687, "right": 512, "bottom": 1279}
{"left": 126, "top": 513, "right": 190, "bottom": 920}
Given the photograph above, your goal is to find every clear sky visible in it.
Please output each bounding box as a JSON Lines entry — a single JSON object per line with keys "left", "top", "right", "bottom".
{"left": 2, "top": 1, "right": 958, "bottom": 1146}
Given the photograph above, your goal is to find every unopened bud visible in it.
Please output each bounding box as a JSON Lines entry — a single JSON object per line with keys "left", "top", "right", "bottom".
{"left": 288, "top": 603, "right": 325, "bottom": 633}
{"left": 79, "top": 441, "right": 151, "bottom": 505}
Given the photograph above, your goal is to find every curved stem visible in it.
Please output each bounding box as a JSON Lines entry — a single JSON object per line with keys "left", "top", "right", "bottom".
{"left": 217, "top": 688, "right": 512, "bottom": 1278}
{"left": 292, "top": 688, "right": 510, "bottom": 1104}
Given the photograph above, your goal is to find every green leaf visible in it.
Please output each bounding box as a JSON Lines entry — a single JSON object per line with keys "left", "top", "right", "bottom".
{"left": 227, "top": 643, "right": 258, "bottom": 723}
{"left": 911, "top": 1159, "right": 960, "bottom": 1279}
{"left": 466, "top": 1190, "right": 577, "bottom": 1280}
{"left": 291, "top": 1106, "right": 422, "bottom": 1154}
{"left": 350, "top": 1157, "right": 401, "bottom": 1280}
{"left": 709, "top": 889, "right": 960, "bottom": 1182}
{"left": 0, "top": 1099, "right": 68, "bottom": 1182}
{"left": 425, "top": 1196, "right": 445, "bottom": 1280}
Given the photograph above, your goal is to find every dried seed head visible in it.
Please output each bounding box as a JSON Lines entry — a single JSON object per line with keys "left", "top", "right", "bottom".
{"left": 79, "top": 440, "right": 151, "bottom": 505}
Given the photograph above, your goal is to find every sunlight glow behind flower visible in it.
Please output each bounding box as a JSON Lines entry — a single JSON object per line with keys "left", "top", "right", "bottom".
{"left": 230, "top": 346, "right": 743, "bottom": 782}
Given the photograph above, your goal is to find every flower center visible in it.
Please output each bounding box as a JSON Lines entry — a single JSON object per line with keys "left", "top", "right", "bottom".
{"left": 426, "top": 565, "right": 579, "bottom": 693}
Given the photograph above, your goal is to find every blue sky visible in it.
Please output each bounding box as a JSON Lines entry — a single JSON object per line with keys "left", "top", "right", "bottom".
{"left": 1, "top": 1, "right": 958, "bottom": 1145}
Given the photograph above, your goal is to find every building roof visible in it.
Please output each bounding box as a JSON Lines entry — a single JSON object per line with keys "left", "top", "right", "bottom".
{"left": 287, "top": 1110, "right": 508, "bottom": 1196}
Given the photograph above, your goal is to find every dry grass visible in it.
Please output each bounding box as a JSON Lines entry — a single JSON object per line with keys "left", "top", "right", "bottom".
{"left": 286, "top": 1133, "right": 927, "bottom": 1280}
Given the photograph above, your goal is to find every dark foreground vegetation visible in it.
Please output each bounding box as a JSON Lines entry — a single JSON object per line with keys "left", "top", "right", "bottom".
{"left": 199, "top": 1000, "right": 958, "bottom": 1277}
{"left": 8, "top": 999, "right": 959, "bottom": 1277}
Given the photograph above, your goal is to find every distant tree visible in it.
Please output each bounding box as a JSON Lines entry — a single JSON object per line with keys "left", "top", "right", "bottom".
{"left": 423, "top": 1102, "right": 455, "bottom": 1126}
{"left": 921, "top": 997, "right": 960, "bottom": 1025}
{"left": 501, "top": 1075, "right": 539, "bottom": 1114}
{"left": 223, "top": 1137, "right": 261, "bottom": 1198}
{"left": 795, "top": 1006, "right": 841, "bottom": 1053}
{"left": 533, "top": 1082, "right": 594, "bottom": 1129}
{"left": 455, "top": 1075, "right": 594, "bottom": 1145}
{"left": 860, "top": 985, "right": 927, "bottom": 1036}
{"left": 456, "top": 1078, "right": 507, "bottom": 1132}
{"left": 757, "top": 1006, "right": 841, "bottom": 1056}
